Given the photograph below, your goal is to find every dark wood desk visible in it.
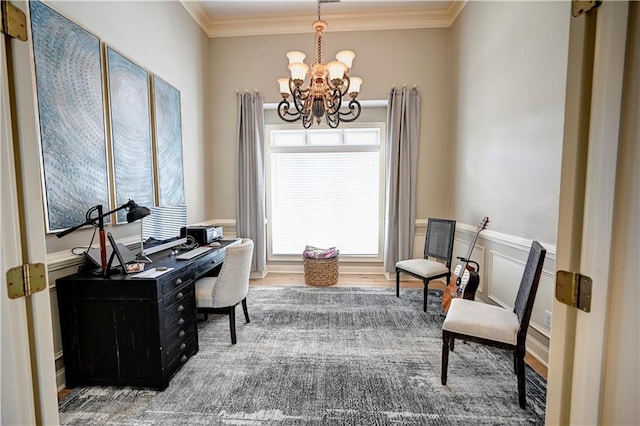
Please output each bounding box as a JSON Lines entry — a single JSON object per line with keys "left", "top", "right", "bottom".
{"left": 56, "top": 239, "right": 239, "bottom": 390}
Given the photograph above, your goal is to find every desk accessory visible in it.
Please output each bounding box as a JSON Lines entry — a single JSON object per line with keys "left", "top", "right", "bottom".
{"left": 56, "top": 199, "right": 151, "bottom": 275}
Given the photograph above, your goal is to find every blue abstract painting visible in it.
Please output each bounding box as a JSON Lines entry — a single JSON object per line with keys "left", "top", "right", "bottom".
{"left": 30, "top": 0, "right": 110, "bottom": 232}
{"left": 153, "top": 75, "right": 185, "bottom": 206}
{"left": 106, "top": 47, "right": 155, "bottom": 223}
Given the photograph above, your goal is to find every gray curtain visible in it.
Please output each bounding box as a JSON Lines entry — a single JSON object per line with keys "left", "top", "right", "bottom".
{"left": 383, "top": 86, "right": 421, "bottom": 273}
{"left": 236, "top": 91, "right": 266, "bottom": 273}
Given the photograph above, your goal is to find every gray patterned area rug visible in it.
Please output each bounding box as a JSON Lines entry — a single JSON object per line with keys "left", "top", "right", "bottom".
{"left": 58, "top": 286, "right": 546, "bottom": 425}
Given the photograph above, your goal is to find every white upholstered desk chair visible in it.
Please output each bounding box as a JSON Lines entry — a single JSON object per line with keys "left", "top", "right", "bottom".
{"left": 441, "top": 241, "right": 546, "bottom": 408}
{"left": 195, "top": 238, "right": 254, "bottom": 345}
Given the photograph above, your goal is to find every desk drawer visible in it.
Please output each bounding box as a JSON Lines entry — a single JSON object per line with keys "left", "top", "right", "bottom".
{"left": 165, "top": 317, "right": 196, "bottom": 349}
{"left": 166, "top": 338, "right": 197, "bottom": 378}
{"left": 164, "top": 284, "right": 192, "bottom": 308}
{"left": 164, "top": 296, "right": 194, "bottom": 325}
{"left": 191, "top": 252, "right": 225, "bottom": 277}
{"left": 161, "top": 271, "right": 195, "bottom": 296}
{"left": 165, "top": 331, "right": 196, "bottom": 362}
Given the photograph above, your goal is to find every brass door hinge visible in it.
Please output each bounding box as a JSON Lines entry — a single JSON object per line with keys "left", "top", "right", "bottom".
{"left": 7, "top": 263, "right": 46, "bottom": 299}
{"left": 572, "top": 0, "right": 602, "bottom": 17}
{"left": 556, "top": 270, "right": 592, "bottom": 312}
{"left": 1, "top": 1, "right": 28, "bottom": 41}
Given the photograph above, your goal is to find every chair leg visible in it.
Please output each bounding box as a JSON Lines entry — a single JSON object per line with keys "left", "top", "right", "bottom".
{"left": 441, "top": 332, "right": 450, "bottom": 385}
{"left": 396, "top": 269, "right": 400, "bottom": 297}
{"left": 449, "top": 337, "right": 455, "bottom": 352}
{"left": 242, "top": 298, "right": 250, "bottom": 323}
{"left": 516, "top": 351, "right": 526, "bottom": 408}
{"left": 228, "top": 305, "right": 237, "bottom": 345}
{"left": 423, "top": 280, "right": 428, "bottom": 312}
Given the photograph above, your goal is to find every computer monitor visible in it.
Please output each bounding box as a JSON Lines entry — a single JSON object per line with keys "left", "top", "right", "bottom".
{"left": 140, "top": 205, "right": 188, "bottom": 256}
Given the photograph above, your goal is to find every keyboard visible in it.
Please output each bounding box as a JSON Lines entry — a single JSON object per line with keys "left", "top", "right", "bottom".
{"left": 175, "top": 246, "right": 213, "bottom": 260}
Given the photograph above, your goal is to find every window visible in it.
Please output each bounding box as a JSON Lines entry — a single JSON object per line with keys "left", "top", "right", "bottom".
{"left": 266, "top": 124, "right": 385, "bottom": 259}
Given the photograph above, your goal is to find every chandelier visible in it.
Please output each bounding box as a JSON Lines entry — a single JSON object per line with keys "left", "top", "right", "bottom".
{"left": 277, "top": 1, "right": 362, "bottom": 128}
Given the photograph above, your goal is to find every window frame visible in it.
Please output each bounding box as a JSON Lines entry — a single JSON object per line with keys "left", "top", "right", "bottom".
{"left": 264, "top": 122, "right": 386, "bottom": 263}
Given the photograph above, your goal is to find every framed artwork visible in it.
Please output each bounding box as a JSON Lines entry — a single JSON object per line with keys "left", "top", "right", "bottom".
{"left": 30, "top": 0, "right": 110, "bottom": 232}
{"left": 105, "top": 46, "right": 155, "bottom": 223}
{"left": 152, "top": 75, "right": 185, "bottom": 206}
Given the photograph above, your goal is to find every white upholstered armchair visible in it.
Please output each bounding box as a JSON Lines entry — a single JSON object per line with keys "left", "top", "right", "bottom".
{"left": 195, "top": 238, "right": 254, "bottom": 344}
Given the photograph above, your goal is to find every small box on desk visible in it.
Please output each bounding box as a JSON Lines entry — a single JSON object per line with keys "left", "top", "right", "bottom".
{"left": 180, "top": 225, "right": 223, "bottom": 245}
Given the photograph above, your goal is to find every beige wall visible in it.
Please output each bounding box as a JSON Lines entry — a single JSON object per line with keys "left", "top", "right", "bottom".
{"left": 446, "top": 1, "right": 571, "bottom": 365}
{"left": 17, "top": 1, "right": 210, "bottom": 253}
{"left": 11, "top": 0, "right": 207, "bottom": 391}
{"left": 450, "top": 1, "right": 570, "bottom": 244}
{"left": 208, "top": 28, "right": 453, "bottom": 223}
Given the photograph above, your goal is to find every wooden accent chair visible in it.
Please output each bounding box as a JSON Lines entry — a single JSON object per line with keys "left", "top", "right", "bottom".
{"left": 395, "top": 218, "right": 456, "bottom": 312}
{"left": 441, "top": 240, "right": 546, "bottom": 408}
{"left": 195, "top": 238, "right": 254, "bottom": 344}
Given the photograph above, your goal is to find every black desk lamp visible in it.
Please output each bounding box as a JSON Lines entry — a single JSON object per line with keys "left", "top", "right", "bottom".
{"left": 56, "top": 199, "right": 151, "bottom": 273}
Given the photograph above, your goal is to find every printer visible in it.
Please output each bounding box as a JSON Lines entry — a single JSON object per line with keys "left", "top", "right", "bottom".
{"left": 180, "top": 225, "right": 223, "bottom": 245}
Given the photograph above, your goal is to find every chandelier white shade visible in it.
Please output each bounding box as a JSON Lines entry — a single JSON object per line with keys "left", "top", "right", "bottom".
{"left": 277, "top": 2, "right": 363, "bottom": 128}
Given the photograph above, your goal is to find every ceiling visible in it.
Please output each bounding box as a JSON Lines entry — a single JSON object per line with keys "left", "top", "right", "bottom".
{"left": 180, "top": 1, "right": 465, "bottom": 38}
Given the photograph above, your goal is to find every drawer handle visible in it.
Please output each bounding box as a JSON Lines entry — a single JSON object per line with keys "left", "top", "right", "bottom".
{"left": 178, "top": 330, "right": 186, "bottom": 338}
{"left": 177, "top": 317, "right": 185, "bottom": 325}
{"left": 176, "top": 292, "right": 184, "bottom": 299}
{"left": 180, "top": 343, "right": 186, "bottom": 350}
{"left": 180, "top": 355, "right": 188, "bottom": 363}
{"left": 177, "top": 304, "right": 184, "bottom": 312}
{"left": 175, "top": 278, "right": 183, "bottom": 286}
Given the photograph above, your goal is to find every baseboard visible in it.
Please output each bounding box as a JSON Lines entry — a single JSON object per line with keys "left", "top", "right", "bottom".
{"left": 56, "top": 367, "right": 66, "bottom": 392}
{"left": 526, "top": 334, "right": 549, "bottom": 368}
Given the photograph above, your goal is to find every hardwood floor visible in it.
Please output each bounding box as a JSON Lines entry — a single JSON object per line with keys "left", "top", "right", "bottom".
{"left": 250, "top": 272, "right": 548, "bottom": 379}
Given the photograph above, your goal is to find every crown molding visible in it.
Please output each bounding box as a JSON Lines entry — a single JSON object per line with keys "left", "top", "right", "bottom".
{"left": 180, "top": 1, "right": 467, "bottom": 38}
{"left": 180, "top": 1, "right": 212, "bottom": 33}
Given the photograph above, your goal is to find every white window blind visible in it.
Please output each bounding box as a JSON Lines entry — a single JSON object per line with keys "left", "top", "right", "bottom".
{"left": 267, "top": 126, "right": 383, "bottom": 257}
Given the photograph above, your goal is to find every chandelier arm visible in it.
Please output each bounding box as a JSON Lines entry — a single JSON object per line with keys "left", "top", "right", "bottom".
{"left": 339, "top": 74, "right": 351, "bottom": 97}
{"left": 292, "top": 87, "right": 311, "bottom": 116}
{"left": 326, "top": 74, "right": 350, "bottom": 98}
{"left": 324, "top": 87, "right": 343, "bottom": 116}
{"left": 277, "top": 99, "right": 302, "bottom": 123}
{"left": 326, "top": 111, "right": 340, "bottom": 128}
{"left": 302, "top": 113, "right": 313, "bottom": 128}
{"left": 337, "top": 99, "right": 362, "bottom": 123}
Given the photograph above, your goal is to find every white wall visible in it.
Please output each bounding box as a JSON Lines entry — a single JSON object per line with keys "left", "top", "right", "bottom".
{"left": 450, "top": 1, "right": 570, "bottom": 244}
{"left": 207, "top": 28, "right": 454, "bottom": 223}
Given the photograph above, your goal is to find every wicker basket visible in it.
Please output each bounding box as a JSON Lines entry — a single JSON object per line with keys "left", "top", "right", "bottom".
{"left": 303, "top": 256, "right": 339, "bottom": 286}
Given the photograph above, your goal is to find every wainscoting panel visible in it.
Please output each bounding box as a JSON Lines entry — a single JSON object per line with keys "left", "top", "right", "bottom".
{"left": 487, "top": 251, "right": 525, "bottom": 309}
{"left": 486, "top": 250, "right": 554, "bottom": 340}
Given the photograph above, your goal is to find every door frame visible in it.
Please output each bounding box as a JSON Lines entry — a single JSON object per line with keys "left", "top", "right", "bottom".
{"left": 546, "top": 2, "right": 629, "bottom": 424}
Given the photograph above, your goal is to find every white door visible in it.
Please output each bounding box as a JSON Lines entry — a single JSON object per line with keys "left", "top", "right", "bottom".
{"left": 546, "top": 2, "right": 639, "bottom": 425}
{"left": 1, "top": 4, "right": 59, "bottom": 423}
